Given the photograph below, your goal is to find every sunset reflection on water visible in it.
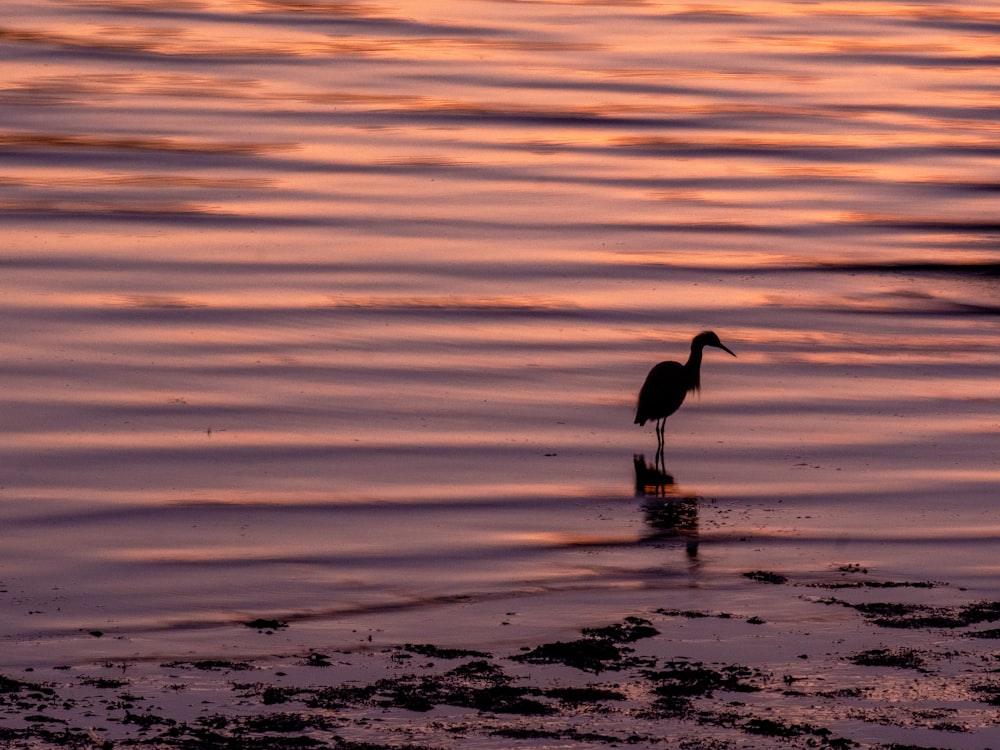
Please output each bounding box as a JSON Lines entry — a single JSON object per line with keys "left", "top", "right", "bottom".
{"left": 0, "top": 0, "right": 999, "bottom": 679}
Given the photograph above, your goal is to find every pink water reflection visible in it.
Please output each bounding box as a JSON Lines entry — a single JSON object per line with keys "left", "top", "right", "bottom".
{"left": 0, "top": 1, "right": 998, "bottom": 697}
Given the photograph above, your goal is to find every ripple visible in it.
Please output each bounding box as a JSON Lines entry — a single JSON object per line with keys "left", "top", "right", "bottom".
{"left": 2, "top": 0, "right": 1000, "bottom": 660}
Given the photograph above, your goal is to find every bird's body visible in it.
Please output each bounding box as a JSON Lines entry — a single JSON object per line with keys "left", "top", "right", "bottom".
{"left": 635, "top": 331, "right": 735, "bottom": 456}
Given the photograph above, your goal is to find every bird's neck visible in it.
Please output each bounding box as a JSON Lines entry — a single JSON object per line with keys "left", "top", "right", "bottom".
{"left": 685, "top": 344, "right": 704, "bottom": 392}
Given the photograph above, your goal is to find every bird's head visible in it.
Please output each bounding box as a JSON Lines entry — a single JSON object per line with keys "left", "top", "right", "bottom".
{"left": 696, "top": 330, "right": 736, "bottom": 357}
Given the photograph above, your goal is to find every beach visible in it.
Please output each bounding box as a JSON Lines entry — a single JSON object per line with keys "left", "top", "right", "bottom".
{"left": 5, "top": 558, "right": 1000, "bottom": 748}
{"left": 2, "top": 0, "right": 1000, "bottom": 747}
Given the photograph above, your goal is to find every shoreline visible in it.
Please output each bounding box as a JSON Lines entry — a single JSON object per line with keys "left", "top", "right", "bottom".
{"left": 4, "top": 565, "right": 1000, "bottom": 749}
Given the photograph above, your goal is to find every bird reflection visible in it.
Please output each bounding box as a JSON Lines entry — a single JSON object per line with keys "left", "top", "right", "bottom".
{"left": 633, "top": 453, "right": 676, "bottom": 496}
{"left": 634, "top": 454, "right": 699, "bottom": 558}
{"left": 634, "top": 330, "right": 736, "bottom": 466}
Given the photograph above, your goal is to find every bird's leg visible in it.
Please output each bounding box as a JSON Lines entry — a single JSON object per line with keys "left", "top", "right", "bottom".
{"left": 655, "top": 418, "right": 665, "bottom": 469}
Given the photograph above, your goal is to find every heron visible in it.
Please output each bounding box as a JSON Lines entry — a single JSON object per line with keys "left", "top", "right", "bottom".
{"left": 634, "top": 331, "right": 736, "bottom": 457}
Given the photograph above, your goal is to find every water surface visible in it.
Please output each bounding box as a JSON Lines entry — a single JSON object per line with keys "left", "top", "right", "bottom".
{"left": 1, "top": 0, "right": 999, "bottom": 659}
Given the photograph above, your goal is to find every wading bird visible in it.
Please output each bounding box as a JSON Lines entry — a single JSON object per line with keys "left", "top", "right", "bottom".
{"left": 635, "top": 331, "right": 736, "bottom": 458}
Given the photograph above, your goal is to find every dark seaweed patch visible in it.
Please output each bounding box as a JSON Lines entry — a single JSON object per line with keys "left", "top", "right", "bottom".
{"left": 244, "top": 618, "right": 289, "bottom": 631}
{"left": 743, "top": 571, "right": 789, "bottom": 585}
{"left": 971, "top": 682, "right": 1000, "bottom": 706}
{"left": 300, "top": 652, "right": 332, "bottom": 667}
{"left": 657, "top": 608, "right": 710, "bottom": 618}
{"left": 375, "top": 673, "right": 553, "bottom": 715}
{"left": 816, "top": 580, "right": 938, "bottom": 590}
{"left": 489, "top": 725, "right": 645, "bottom": 743}
{"left": 184, "top": 716, "right": 329, "bottom": 748}
{"left": 120, "top": 710, "right": 176, "bottom": 729}
{"left": 446, "top": 659, "right": 506, "bottom": 681}
{"left": 645, "top": 660, "right": 764, "bottom": 698}
{"left": 827, "top": 598, "right": 1000, "bottom": 629}
{"left": 967, "top": 628, "right": 1000, "bottom": 639}
{"left": 581, "top": 616, "right": 659, "bottom": 642}
{"left": 837, "top": 563, "right": 868, "bottom": 574}
{"left": 161, "top": 660, "right": 253, "bottom": 671}
{"left": 511, "top": 617, "right": 657, "bottom": 673}
{"left": 305, "top": 684, "right": 378, "bottom": 710}
{"left": 0, "top": 725, "right": 100, "bottom": 749}
{"left": 332, "top": 742, "right": 441, "bottom": 750}
{"left": 240, "top": 712, "right": 340, "bottom": 734}
{"left": 307, "top": 657, "right": 552, "bottom": 716}
{"left": 743, "top": 717, "right": 823, "bottom": 738}
{"left": 742, "top": 718, "right": 857, "bottom": 749}
{"left": 511, "top": 638, "right": 629, "bottom": 673}
{"left": 959, "top": 601, "right": 1000, "bottom": 624}
{"left": 642, "top": 660, "right": 766, "bottom": 718}
{"left": 656, "top": 607, "right": 734, "bottom": 620}
{"left": 850, "top": 648, "right": 926, "bottom": 671}
{"left": 815, "top": 687, "right": 867, "bottom": 699}
{"left": 450, "top": 684, "right": 553, "bottom": 715}
{"left": 0, "top": 675, "right": 50, "bottom": 695}
{"left": 401, "top": 644, "right": 490, "bottom": 659}
{"left": 260, "top": 685, "right": 304, "bottom": 705}
{"left": 80, "top": 676, "right": 129, "bottom": 689}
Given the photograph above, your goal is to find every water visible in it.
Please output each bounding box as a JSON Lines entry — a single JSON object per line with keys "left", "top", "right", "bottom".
{"left": 2, "top": 0, "right": 999, "bottom": 661}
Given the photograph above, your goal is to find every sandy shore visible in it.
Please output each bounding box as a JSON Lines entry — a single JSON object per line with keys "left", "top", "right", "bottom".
{"left": 4, "top": 563, "right": 1000, "bottom": 750}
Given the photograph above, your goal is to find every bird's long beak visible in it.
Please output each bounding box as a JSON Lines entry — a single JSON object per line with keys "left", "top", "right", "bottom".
{"left": 717, "top": 343, "right": 736, "bottom": 357}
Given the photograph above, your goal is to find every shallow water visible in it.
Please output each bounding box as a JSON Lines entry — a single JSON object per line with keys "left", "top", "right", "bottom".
{"left": 2, "top": 0, "right": 999, "bottom": 661}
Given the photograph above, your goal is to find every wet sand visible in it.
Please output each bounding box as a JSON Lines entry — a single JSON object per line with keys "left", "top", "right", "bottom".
{"left": 5, "top": 562, "right": 1000, "bottom": 749}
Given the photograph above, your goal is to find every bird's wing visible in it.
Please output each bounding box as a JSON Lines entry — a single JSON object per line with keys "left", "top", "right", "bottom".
{"left": 635, "top": 361, "right": 687, "bottom": 425}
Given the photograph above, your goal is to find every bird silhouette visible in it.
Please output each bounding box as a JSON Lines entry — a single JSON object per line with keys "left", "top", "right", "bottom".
{"left": 635, "top": 331, "right": 736, "bottom": 460}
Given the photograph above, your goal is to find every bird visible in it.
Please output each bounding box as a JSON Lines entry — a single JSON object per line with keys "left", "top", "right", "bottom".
{"left": 635, "top": 331, "right": 736, "bottom": 457}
